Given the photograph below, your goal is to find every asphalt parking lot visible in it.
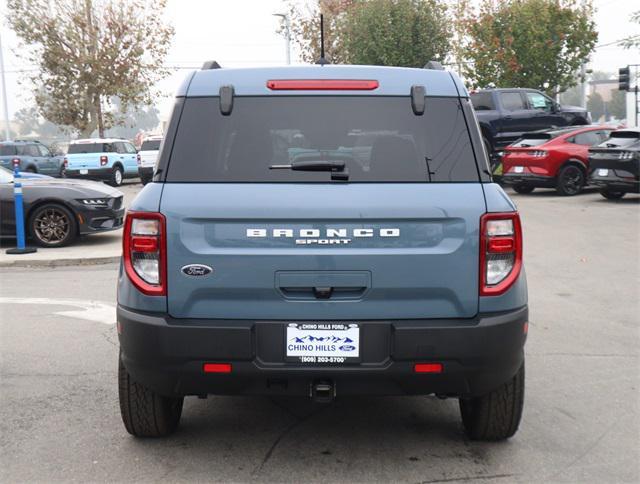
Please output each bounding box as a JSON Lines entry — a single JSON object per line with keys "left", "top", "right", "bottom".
{"left": 0, "top": 185, "right": 638, "bottom": 483}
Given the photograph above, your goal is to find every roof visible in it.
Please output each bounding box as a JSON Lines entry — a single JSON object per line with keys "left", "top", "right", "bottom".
{"left": 179, "top": 65, "right": 467, "bottom": 98}
{"left": 69, "top": 138, "right": 130, "bottom": 144}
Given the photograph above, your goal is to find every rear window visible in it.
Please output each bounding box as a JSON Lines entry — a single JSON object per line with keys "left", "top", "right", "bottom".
{"left": 165, "top": 96, "right": 479, "bottom": 182}
{"left": 511, "top": 129, "right": 569, "bottom": 148}
{"left": 0, "top": 145, "right": 17, "bottom": 156}
{"left": 598, "top": 131, "right": 640, "bottom": 148}
{"left": 470, "top": 92, "right": 495, "bottom": 111}
{"left": 68, "top": 143, "right": 114, "bottom": 154}
{"left": 141, "top": 140, "right": 162, "bottom": 151}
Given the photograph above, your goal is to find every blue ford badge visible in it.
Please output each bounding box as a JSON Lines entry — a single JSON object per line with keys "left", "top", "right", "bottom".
{"left": 181, "top": 264, "right": 213, "bottom": 277}
{"left": 339, "top": 345, "right": 356, "bottom": 352}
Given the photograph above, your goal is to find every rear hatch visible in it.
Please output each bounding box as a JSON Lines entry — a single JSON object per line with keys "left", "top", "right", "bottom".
{"left": 161, "top": 95, "right": 486, "bottom": 320}
{"left": 589, "top": 131, "right": 640, "bottom": 177}
{"left": 66, "top": 142, "right": 114, "bottom": 169}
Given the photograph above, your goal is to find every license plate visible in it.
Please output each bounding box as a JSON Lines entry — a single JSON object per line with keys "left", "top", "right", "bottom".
{"left": 598, "top": 169, "right": 609, "bottom": 177}
{"left": 513, "top": 166, "right": 524, "bottom": 173}
{"left": 80, "top": 169, "right": 88, "bottom": 175}
{"left": 286, "top": 323, "right": 360, "bottom": 363}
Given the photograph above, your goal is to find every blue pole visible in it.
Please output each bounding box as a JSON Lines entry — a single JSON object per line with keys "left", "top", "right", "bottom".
{"left": 5, "top": 162, "right": 37, "bottom": 254}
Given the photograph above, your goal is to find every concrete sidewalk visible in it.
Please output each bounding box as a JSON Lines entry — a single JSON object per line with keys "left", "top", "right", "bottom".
{"left": 0, "top": 229, "right": 122, "bottom": 267}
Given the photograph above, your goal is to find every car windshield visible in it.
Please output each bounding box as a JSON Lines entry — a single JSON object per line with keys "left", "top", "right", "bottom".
{"left": 166, "top": 96, "right": 480, "bottom": 182}
{"left": 0, "top": 166, "right": 14, "bottom": 183}
{"left": 141, "top": 140, "right": 162, "bottom": 151}
{"left": 68, "top": 143, "right": 114, "bottom": 154}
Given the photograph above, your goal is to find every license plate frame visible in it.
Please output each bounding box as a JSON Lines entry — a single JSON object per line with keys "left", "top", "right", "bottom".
{"left": 285, "top": 323, "right": 360, "bottom": 364}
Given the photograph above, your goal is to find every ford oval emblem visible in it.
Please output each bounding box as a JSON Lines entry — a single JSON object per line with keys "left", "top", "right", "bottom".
{"left": 339, "top": 345, "right": 356, "bottom": 352}
{"left": 181, "top": 264, "right": 213, "bottom": 277}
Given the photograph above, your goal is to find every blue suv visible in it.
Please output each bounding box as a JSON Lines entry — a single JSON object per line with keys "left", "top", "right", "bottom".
{"left": 117, "top": 63, "right": 528, "bottom": 440}
{"left": 0, "top": 140, "right": 65, "bottom": 176}
{"left": 65, "top": 138, "right": 138, "bottom": 186}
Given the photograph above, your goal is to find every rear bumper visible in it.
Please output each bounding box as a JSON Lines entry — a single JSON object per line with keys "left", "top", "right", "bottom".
{"left": 118, "top": 305, "right": 528, "bottom": 398}
{"left": 65, "top": 168, "right": 112, "bottom": 181}
{"left": 589, "top": 173, "right": 639, "bottom": 193}
{"left": 138, "top": 166, "right": 154, "bottom": 178}
{"left": 502, "top": 172, "right": 555, "bottom": 187}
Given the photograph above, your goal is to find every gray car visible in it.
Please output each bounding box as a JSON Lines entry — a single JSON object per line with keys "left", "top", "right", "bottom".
{"left": 0, "top": 140, "right": 65, "bottom": 177}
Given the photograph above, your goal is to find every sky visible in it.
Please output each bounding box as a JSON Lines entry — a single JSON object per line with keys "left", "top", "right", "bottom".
{"left": 0, "top": 0, "right": 639, "bottom": 124}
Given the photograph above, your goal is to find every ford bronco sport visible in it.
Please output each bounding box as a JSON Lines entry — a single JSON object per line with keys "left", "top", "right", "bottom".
{"left": 117, "top": 63, "right": 528, "bottom": 441}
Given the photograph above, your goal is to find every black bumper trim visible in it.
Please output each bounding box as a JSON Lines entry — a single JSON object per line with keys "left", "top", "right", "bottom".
{"left": 502, "top": 173, "right": 555, "bottom": 187}
{"left": 118, "top": 306, "right": 528, "bottom": 398}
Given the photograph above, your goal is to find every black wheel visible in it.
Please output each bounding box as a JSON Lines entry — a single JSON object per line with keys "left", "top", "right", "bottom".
{"left": 599, "top": 189, "right": 625, "bottom": 200}
{"left": 513, "top": 184, "right": 535, "bottom": 194}
{"left": 460, "top": 363, "right": 524, "bottom": 441}
{"left": 109, "top": 165, "right": 124, "bottom": 186}
{"left": 556, "top": 164, "right": 585, "bottom": 196}
{"left": 25, "top": 166, "right": 36, "bottom": 173}
{"left": 58, "top": 165, "right": 66, "bottom": 178}
{"left": 118, "top": 353, "right": 183, "bottom": 437}
{"left": 29, "top": 203, "right": 77, "bottom": 247}
{"left": 141, "top": 175, "right": 152, "bottom": 186}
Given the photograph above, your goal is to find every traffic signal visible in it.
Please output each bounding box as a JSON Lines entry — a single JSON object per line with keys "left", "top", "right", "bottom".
{"left": 619, "top": 66, "right": 630, "bottom": 91}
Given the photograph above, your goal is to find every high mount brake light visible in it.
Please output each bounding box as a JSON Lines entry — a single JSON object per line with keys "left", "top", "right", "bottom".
{"left": 266, "top": 79, "right": 379, "bottom": 91}
{"left": 123, "top": 211, "right": 166, "bottom": 296}
{"left": 479, "top": 212, "right": 522, "bottom": 296}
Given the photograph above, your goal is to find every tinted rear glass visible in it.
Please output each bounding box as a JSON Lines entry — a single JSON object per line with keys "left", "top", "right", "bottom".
{"left": 0, "top": 145, "right": 17, "bottom": 156}
{"left": 598, "top": 132, "right": 640, "bottom": 148}
{"left": 68, "top": 143, "right": 114, "bottom": 154}
{"left": 141, "top": 140, "right": 162, "bottom": 151}
{"left": 470, "top": 92, "right": 495, "bottom": 111}
{"left": 166, "top": 96, "right": 479, "bottom": 182}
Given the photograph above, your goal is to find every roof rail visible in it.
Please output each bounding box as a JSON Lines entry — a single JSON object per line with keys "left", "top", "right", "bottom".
{"left": 202, "top": 60, "right": 222, "bottom": 70}
{"left": 424, "top": 60, "right": 444, "bottom": 71}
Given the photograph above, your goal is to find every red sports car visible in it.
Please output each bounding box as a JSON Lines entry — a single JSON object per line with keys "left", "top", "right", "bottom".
{"left": 502, "top": 125, "right": 615, "bottom": 196}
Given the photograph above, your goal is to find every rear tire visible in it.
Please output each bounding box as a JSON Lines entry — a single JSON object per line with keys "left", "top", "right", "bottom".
{"left": 599, "top": 189, "right": 625, "bottom": 200}
{"left": 512, "top": 184, "right": 535, "bottom": 194}
{"left": 556, "top": 164, "right": 585, "bottom": 196}
{"left": 459, "top": 363, "right": 524, "bottom": 441}
{"left": 109, "top": 166, "right": 124, "bottom": 187}
{"left": 25, "top": 166, "right": 36, "bottom": 173}
{"left": 118, "top": 353, "right": 183, "bottom": 437}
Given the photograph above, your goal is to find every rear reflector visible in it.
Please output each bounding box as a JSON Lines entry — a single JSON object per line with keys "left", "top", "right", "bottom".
{"left": 266, "top": 79, "right": 379, "bottom": 91}
{"left": 203, "top": 363, "right": 232, "bottom": 374}
{"left": 414, "top": 363, "right": 443, "bottom": 374}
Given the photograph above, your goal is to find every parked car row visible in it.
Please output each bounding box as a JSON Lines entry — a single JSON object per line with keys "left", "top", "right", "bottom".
{"left": 0, "top": 135, "right": 163, "bottom": 187}
{"left": 500, "top": 126, "right": 639, "bottom": 199}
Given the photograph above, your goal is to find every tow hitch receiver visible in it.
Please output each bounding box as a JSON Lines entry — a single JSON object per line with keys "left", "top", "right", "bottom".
{"left": 311, "top": 380, "right": 335, "bottom": 403}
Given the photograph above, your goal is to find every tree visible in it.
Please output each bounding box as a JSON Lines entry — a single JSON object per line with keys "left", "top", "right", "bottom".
{"left": 14, "top": 106, "right": 65, "bottom": 139}
{"left": 282, "top": 0, "right": 451, "bottom": 67}
{"left": 622, "top": 10, "right": 639, "bottom": 51}
{"left": 105, "top": 99, "right": 160, "bottom": 139}
{"left": 587, "top": 91, "right": 604, "bottom": 121}
{"left": 456, "top": 0, "right": 598, "bottom": 95}
{"left": 7, "top": 0, "right": 173, "bottom": 137}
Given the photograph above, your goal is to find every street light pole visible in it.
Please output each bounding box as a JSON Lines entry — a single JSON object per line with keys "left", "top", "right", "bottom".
{"left": 273, "top": 13, "right": 291, "bottom": 65}
{"left": 0, "top": 32, "right": 12, "bottom": 141}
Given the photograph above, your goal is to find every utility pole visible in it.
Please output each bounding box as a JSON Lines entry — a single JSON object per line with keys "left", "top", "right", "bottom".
{"left": 273, "top": 13, "right": 291, "bottom": 65}
{"left": 0, "top": 32, "right": 11, "bottom": 141}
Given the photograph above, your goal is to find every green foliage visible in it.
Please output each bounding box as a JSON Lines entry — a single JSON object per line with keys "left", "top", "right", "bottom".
{"left": 283, "top": 0, "right": 451, "bottom": 67}
{"left": 622, "top": 10, "right": 640, "bottom": 50}
{"left": 457, "top": 0, "right": 598, "bottom": 94}
{"left": 7, "top": 0, "right": 174, "bottom": 137}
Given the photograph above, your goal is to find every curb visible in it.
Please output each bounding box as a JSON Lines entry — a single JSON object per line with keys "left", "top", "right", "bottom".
{"left": 0, "top": 256, "right": 120, "bottom": 269}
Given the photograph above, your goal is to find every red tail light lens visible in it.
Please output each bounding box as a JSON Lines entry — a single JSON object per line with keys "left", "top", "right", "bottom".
{"left": 123, "top": 211, "right": 166, "bottom": 296}
{"left": 479, "top": 212, "right": 522, "bottom": 296}
{"left": 414, "top": 363, "right": 443, "bottom": 374}
{"left": 203, "top": 363, "right": 232, "bottom": 374}
{"left": 63, "top": 157, "right": 68, "bottom": 168}
{"left": 136, "top": 154, "right": 141, "bottom": 165}
{"left": 12, "top": 158, "right": 20, "bottom": 168}
{"left": 266, "top": 79, "right": 379, "bottom": 90}
{"left": 100, "top": 155, "right": 108, "bottom": 166}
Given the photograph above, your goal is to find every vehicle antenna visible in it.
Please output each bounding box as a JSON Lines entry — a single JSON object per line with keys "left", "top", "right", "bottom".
{"left": 316, "top": 14, "right": 329, "bottom": 65}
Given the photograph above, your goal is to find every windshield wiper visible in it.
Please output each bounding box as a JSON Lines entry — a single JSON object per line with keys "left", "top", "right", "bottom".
{"left": 270, "top": 160, "right": 349, "bottom": 180}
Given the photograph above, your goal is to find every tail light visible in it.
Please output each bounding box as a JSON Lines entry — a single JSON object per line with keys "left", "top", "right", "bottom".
{"left": 100, "top": 155, "right": 108, "bottom": 166}
{"left": 123, "top": 211, "right": 166, "bottom": 296}
{"left": 267, "top": 79, "right": 379, "bottom": 90}
{"left": 136, "top": 154, "right": 141, "bottom": 165}
{"left": 531, "top": 150, "right": 547, "bottom": 157}
{"left": 63, "top": 157, "right": 68, "bottom": 168}
{"left": 479, "top": 212, "right": 522, "bottom": 296}
{"left": 12, "top": 158, "right": 20, "bottom": 168}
